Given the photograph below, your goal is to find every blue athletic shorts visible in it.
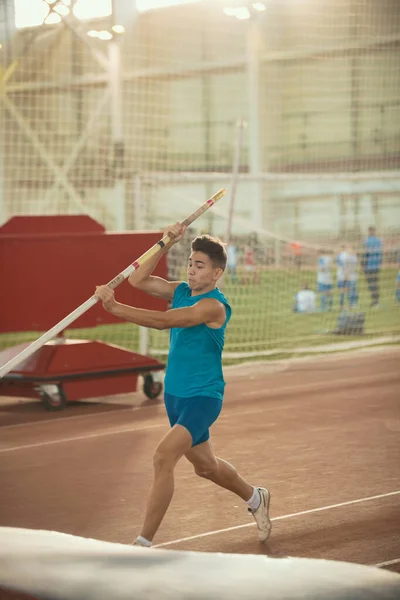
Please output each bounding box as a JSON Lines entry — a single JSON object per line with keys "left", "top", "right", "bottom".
{"left": 164, "top": 393, "right": 223, "bottom": 447}
{"left": 318, "top": 283, "right": 333, "bottom": 292}
{"left": 337, "top": 280, "right": 350, "bottom": 289}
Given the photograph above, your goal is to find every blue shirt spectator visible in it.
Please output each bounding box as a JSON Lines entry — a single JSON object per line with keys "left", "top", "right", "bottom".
{"left": 362, "top": 227, "right": 382, "bottom": 272}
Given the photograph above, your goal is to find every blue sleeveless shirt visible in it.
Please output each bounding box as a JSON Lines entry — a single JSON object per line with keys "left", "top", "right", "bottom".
{"left": 164, "top": 283, "right": 231, "bottom": 400}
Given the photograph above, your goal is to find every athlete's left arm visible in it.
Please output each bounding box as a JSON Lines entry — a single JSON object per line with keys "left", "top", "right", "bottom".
{"left": 94, "top": 286, "right": 225, "bottom": 330}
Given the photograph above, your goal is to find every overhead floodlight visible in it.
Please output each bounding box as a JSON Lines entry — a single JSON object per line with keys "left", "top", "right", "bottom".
{"left": 97, "top": 30, "right": 113, "bottom": 40}
{"left": 223, "top": 6, "right": 251, "bottom": 20}
{"left": 87, "top": 26, "right": 124, "bottom": 40}
{"left": 15, "top": 0, "right": 111, "bottom": 29}
{"left": 235, "top": 7, "right": 250, "bottom": 19}
{"left": 223, "top": 7, "right": 238, "bottom": 17}
{"left": 73, "top": 0, "right": 112, "bottom": 21}
{"left": 44, "top": 12, "right": 62, "bottom": 24}
{"left": 136, "top": 0, "right": 197, "bottom": 12}
{"left": 222, "top": 1, "right": 267, "bottom": 20}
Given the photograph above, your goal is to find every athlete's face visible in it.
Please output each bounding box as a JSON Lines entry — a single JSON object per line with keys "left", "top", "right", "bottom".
{"left": 187, "top": 251, "right": 223, "bottom": 294}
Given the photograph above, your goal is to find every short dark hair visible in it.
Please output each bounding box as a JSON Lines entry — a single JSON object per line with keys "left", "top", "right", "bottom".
{"left": 191, "top": 235, "right": 227, "bottom": 270}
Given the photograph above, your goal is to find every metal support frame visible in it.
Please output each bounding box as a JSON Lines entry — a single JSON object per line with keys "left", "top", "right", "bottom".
{"left": 40, "top": 87, "right": 111, "bottom": 213}
{"left": 247, "top": 18, "right": 263, "bottom": 229}
{"left": 108, "top": 40, "right": 126, "bottom": 230}
{"left": 134, "top": 174, "right": 145, "bottom": 230}
{"left": 62, "top": 14, "right": 109, "bottom": 72}
{"left": 226, "top": 119, "right": 246, "bottom": 243}
{"left": 133, "top": 173, "right": 149, "bottom": 356}
{"left": 1, "top": 94, "right": 85, "bottom": 209}
{"left": 0, "top": 105, "right": 4, "bottom": 224}
{"left": 5, "top": 32, "right": 400, "bottom": 95}
{"left": 1, "top": 5, "right": 398, "bottom": 230}
{"left": 113, "top": 0, "right": 148, "bottom": 352}
{"left": 0, "top": 2, "right": 129, "bottom": 224}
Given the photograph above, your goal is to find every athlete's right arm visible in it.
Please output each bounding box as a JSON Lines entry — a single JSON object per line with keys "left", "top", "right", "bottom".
{"left": 132, "top": 275, "right": 181, "bottom": 301}
{"left": 128, "top": 223, "right": 186, "bottom": 301}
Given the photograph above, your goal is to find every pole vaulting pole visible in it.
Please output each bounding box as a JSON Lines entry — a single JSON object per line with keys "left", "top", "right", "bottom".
{"left": 0, "top": 188, "right": 227, "bottom": 379}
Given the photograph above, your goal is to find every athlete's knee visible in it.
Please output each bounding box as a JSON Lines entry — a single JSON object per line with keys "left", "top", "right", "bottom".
{"left": 152, "top": 447, "right": 178, "bottom": 472}
{"left": 193, "top": 457, "right": 219, "bottom": 480}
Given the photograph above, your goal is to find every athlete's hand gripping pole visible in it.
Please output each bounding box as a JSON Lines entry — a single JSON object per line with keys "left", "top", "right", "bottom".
{"left": 0, "top": 189, "right": 227, "bottom": 379}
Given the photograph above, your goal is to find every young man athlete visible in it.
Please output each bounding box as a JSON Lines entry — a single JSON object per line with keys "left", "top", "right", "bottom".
{"left": 94, "top": 223, "right": 271, "bottom": 547}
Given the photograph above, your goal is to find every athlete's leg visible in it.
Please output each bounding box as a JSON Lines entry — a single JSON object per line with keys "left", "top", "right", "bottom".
{"left": 372, "top": 270, "right": 380, "bottom": 304}
{"left": 139, "top": 424, "right": 192, "bottom": 542}
{"left": 319, "top": 291, "right": 326, "bottom": 311}
{"left": 186, "top": 440, "right": 272, "bottom": 542}
{"left": 349, "top": 282, "right": 358, "bottom": 307}
{"left": 366, "top": 271, "right": 379, "bottom": 305}
{"left": 338, "top": 282, "right": 346, "bottom": 309}
{"left": 185, "top": 439, "right": 253, "bottom": 500}
{"left": 326, "top": 289, "right": 333, "bottom": 310}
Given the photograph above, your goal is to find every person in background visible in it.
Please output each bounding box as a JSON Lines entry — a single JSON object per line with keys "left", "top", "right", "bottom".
{"left": 362, "top": 226, "right": 383, "bottom": 308}
{"left": 335, "top": 246, "right": 354, "bottom": 308}
{"left": 336, "top": 246, "right": 350, "bottom": 311}
{"left": 337, "top": 245, "right": 359, "bottom": 310}
{"left": 345, "top": 246, "right": 359, "bottom": 309}
{"left": 242, "top": 245, "right": 258, "bottom": 284}
{"left": 291, "top": 241, "right": 302, "bottom": 270}
{"left": 317, "top": 249, "right": 333, "bottom": 311}
{"left": 293, "top": 282, "right": 317, "bottom": 313}
{"left": 226, "top": 240, "right": 238, "bottom": 284}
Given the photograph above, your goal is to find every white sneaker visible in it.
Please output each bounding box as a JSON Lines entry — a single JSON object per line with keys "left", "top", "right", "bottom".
{"left": 133, "top": 537, "right": 151, "bottom": 548}
{"left": 248, "top": 487, "right": 271, "bottom": 542}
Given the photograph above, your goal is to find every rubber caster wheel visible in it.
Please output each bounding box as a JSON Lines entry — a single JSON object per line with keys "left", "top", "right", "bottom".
{"left": 143, "top": 374, "right": 163, "bottom": 400}
{"left": 40, "top": 386, "right": 68, "bottom": 411}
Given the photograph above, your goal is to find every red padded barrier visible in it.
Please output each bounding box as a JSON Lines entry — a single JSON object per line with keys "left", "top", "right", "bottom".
{"left": 0, "top": 216, "right": 169, "bottom": 333}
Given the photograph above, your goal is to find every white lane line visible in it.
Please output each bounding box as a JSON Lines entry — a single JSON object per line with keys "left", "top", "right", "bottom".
{"left": 154, "top": 490, "right": 400, "bottom": 548}
{"left": 0, "top": 402, "right": 163, "bottom": 431}
{"left": 2, "top": 368, "right": 398, "bottom": 432}
{"left": 375, "top": 558, "right": 400, "bottom": 568}
{"left": 1, "top": 370, "right": 398, "bottom": 452}
{"left": 0, "top": 398, "right": 284, "bottom": 434}
{"left": 0, "top": 400, "right": 294, "bottom": 453}
{"left": 240, "top": 372, "right": 400, "bottom": 398}
{"left": 0, "top": 422, "right": 166, "bottom": 453}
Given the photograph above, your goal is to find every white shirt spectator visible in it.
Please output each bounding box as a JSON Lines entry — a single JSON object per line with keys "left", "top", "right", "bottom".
{"left": 295, "top": 290, "right": 317, "bottom": 313}
{"left": 337, "top": 251, "right": 348, "bottom": 282}
{"left": 346, "top": 253, "right": 358, "bottom": 282}
{"left": 226, "top": 244, "right": 238, "bottom": 268}
{"left": 317, "top": 255, "right": 333, "bottom": 285}
{"left": 337, "top": 251, "right": 358, "bottom": 282}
